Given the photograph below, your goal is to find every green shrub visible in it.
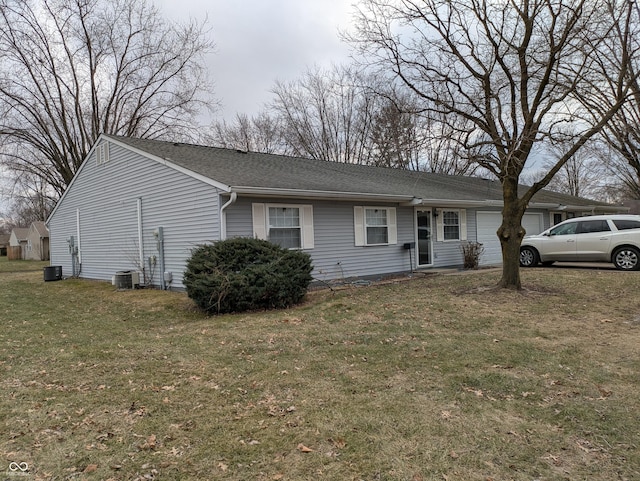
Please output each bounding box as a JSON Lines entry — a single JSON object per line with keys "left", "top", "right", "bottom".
{"left": 183, "top": 237, "right": 313, "bottom": 314}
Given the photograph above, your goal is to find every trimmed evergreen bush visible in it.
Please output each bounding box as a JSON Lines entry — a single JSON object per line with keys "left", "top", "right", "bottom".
{"left": 183, "top": 237, "right": 313, "bottom": 314}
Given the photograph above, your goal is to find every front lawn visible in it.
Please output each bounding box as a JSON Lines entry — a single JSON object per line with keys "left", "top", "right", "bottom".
{"left": 1, "top": 259, "right": 639, "bottom": 480}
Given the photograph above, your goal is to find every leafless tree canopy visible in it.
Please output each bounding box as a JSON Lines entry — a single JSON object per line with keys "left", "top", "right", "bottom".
{"left": 598, "top": 28, "right": 640, "bottom": 197}
{"left": 268, "top": 65, "right": 380, "bottom": 164}
{"left": 0, "top": 0, "right": 216, "bottom": 196}
{"left": 349, "top": 0, "right": 638, "bottom": 288}
{"left": 209, "top": 66, "right": 478, "bottom": 174}
{"left": 207, "top": 113, "right": 289, "bottom": 155}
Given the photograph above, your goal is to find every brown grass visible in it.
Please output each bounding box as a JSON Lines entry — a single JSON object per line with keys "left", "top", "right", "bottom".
{"left": 1, "top": 258, "right": 639, "bottom": 480}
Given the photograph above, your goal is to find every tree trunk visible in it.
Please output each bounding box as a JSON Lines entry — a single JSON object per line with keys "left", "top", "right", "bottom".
{"left": 497, "top": 181, "right": 527, "bottom": 290}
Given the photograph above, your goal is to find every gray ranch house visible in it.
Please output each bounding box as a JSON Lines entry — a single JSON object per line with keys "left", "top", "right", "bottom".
{"left": 47, "top": 135, "right": 624, "bottom": 289}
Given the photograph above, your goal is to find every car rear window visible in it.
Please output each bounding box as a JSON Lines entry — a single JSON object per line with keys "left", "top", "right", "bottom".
{"left": 612, "top": 219, "right": 640, "bottom": 230}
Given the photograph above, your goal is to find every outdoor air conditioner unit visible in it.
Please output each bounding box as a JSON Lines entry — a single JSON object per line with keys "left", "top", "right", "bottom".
{"left": 113, "top": 270, "right": 141, "bottom": 289}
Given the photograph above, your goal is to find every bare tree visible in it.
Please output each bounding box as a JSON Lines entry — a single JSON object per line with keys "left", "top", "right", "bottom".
{"left": 591, "top": 139, "right": 640, "bottom": 200}
{"left": 598, "top": 33, "right": 640, "bottom": 198}
{"left": 349, "top": 0, "right": 637, "bottom": 289}
{"left": 270, "top": 64, "right": 382, "bottom": 164}
{"left": 370, "top": 98, "right": 417, "bottom": 169}
{"left": 0, "top": 0, "right": 215, "bottom": 197}
{"left": 421, "top": 111, "right": 483, "bottom": 176}
{"left": 208, "top": 112, "right": 289, "bottom": 154}
{"left": 369, "top": 97, "right": 480, "bottom": 174}
{"left": 2, "top": 171, "right": 55, "bottom": 225}
{"left": 541, "top": 144, "right": 604, "bottom": 198}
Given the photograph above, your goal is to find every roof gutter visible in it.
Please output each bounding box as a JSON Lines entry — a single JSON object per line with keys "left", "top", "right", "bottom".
{"left": 230, "top": 186, "right": 416, "bottom": 203}
{"left": 229, "top": 187, "right": 626, "bottom": 213}
{"left": 527, "top": 202, "right": 629, "bottom": 213}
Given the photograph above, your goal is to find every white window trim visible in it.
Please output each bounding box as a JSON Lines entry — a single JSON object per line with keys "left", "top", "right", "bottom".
{"left": 436, "top": 208, "right": 467, "bottom": 242}
{"left": 252, "top": 203, "right": 314, "bottom": 249}
{"left": 354, "top": 206, "right": 397, "bottom": 246}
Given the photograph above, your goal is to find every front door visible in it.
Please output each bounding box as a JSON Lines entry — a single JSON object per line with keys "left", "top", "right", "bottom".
{"left": 416, "top": 210, "right": 432, "bottom": 266}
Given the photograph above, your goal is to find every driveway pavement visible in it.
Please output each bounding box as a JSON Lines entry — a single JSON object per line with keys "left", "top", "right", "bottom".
{"left": 542, "top": 262, "right": 616, "bottom": 271}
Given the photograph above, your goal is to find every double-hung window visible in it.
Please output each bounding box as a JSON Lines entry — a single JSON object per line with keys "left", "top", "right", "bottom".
{"left": 443, "top": 210, "right": 460, "bottom": 240}
{"left": 268, "top": 206, "right": 301, "bottom": 249}
{"left": 436, "top": 209, "right": 467, "bottom": 241}
{"left": 365, "top": 208, "right": 389, "bottom": 244}
{"left": 252, "top": 203, "right": 314, "bottom": 249}
{"left": 354, "top": 206, "right": 397, "bottom": 246}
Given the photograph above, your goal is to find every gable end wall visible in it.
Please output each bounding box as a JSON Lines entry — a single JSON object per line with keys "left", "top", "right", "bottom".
{"left": 48, "top": 140, "right": 221, "bottom": 288}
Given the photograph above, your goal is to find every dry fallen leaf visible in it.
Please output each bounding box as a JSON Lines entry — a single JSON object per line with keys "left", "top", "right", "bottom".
{"left": 83, "top": 464, "right": 98, "bottom": 473}
{"left": 297, "top": 443, "right": 314, "bottom": 453}
{"left": 139, "top": 434, "right": 157, "bottom": 450}
{"left": 217, "top": 462, "right": 228, "bottom": 472}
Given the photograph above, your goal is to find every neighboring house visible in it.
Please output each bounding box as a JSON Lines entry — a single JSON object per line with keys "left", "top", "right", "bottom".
{"left": 25, "top": 221, "right": 50, "bottom": 261}
{"left": 47, "top": 134, "right": 626, "bottom": 290}
{"left": 0, "top": 234, "right": 9, "bottom": 256}
{"left": 623, "top": 199, "right": 640, "bottom": 215}
{"left": 9, "top": 227, "right": 29, "bottom": 260}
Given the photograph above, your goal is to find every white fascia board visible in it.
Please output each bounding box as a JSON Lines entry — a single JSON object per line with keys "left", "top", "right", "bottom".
{"left": 419, "top": 199, "right": 496, "bottom": 208}
{"left": 231, "top": 186, "right": 415, "bottom": 203}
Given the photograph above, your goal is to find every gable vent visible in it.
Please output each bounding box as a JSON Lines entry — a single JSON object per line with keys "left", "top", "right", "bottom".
{"left": 96, "top": 142, "right": 110, "bottom": 165}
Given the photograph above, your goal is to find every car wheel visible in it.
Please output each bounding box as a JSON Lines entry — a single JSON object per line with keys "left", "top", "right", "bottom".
{"left": 613, "top": 247, "right": 640, "bottom": 271}
{"left": 520, "top": 247, "right": 539, "bottom": 267}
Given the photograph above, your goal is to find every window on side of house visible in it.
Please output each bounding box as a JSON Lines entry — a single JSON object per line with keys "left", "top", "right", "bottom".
{"left": 268, "top": 206, "right": 301, "bottom": 249}
{"left": 354, "top": 206, "right": 397, "bottom": 246}
{"left": 252, "top": 203, "right": 314, "bottom": 249}
{"left": 436, "top": 209, "right": 467, "bottom": 241}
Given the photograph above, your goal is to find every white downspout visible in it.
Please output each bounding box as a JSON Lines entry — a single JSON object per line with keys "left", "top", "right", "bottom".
{"left": 137, "top": 198, "right": 144, "bottom": 269}
{"left": 220, "top": 192, "right": 237, "bottom": 240}
{"left": 76, "top": 209, "right": 82, "bottom": 268}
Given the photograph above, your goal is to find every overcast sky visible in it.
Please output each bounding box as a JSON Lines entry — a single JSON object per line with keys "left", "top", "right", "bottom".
{"left": 154, "top": 0, "right": 356, "bottom": 122}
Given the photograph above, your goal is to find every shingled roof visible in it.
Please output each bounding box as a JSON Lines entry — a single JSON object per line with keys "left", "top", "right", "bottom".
{"left": 106, "top": 135, "right": 617, "bottom": 210}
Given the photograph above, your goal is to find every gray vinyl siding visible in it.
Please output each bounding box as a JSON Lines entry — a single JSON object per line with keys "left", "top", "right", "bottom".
{"left": 48, "top": 140, "right": 221, "bottom": 289}
{"left": 226, "top": 197, "right": 473, "bottom": 280}
{"left": 430, "top": 208, "right": 478, "bottom": 267}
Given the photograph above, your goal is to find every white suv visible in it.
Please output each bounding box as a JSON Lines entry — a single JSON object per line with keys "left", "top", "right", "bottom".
{"left": 520, "top": 215, "right": 640, "bottom": 270}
